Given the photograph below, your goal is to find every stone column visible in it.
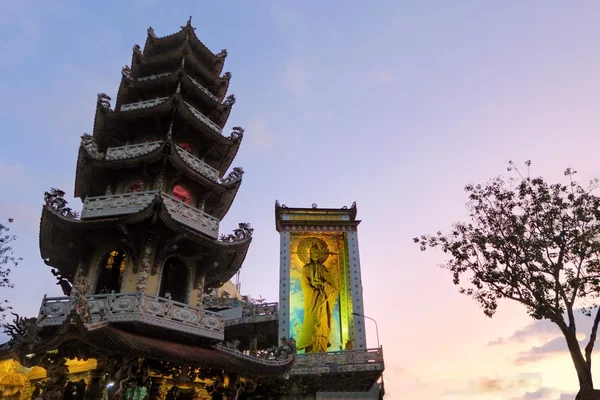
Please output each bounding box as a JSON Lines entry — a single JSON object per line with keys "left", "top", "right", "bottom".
{"left": 195, "top": 274, "right": 206, "bottom": 308}
{"left": 249, "top": 335, "right": 258, "bottom": 356}
{"left": 136, "top": 233, "right": 156, "bottom": 293}
{"left": 155, "top": 170, "right": 165, "bottom": 192}
{"left": 84, "top": 368, "right": 106, "bottom": 400}
{"left": 42, "top": 354, "right": 68, "bottom": 400}
{"left": 18, "top": 380, "right": 33, "bottom": 400}
{"left": 149, "top": 377, "right": 168, "bottom": 400}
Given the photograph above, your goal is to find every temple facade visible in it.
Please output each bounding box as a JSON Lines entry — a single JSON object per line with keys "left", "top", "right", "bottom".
{"left": 0, "top": 19, "right": 384, "bottom": 400}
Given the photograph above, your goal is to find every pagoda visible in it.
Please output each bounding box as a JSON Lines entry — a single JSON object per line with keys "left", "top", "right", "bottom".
{"left": 0, "top": 19, "right": 384, "bottom": 400}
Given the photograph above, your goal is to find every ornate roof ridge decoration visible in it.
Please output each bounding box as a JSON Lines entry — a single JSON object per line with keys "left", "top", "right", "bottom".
{"left": 97, "top": 92, "right": 112, "bottom": 111}
{"left": 81, "top": 134, "right": 104, "bottom": 160}
{"left": 228, "top": 126, "right": 244, "bottom": 142}
{"left": 219, "top": 167, "right": 244, "bottom": 187}
{"left": 44, "top": 188, "right": 80, "bottom": 219}
{"left": 219, "top": 222, "right": 253, "bottom": 243}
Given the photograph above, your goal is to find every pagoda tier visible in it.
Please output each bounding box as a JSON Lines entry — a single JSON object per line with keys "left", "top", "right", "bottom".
{"left": 143, "top": 19, "right": 227, "bottom": 79}
{"left": 116, "top": 68, "right": 233, "bottom": 127}
{"left": 75, "top": 136, "right": 242, "bottom": 219}
{"left": 40, "top": 195, "right": 251, "bottom": 291}
{"left": 90, "top": 95, "right": 241, "bottom": 176}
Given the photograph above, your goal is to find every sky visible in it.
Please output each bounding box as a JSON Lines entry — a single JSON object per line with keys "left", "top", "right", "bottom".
{"left": 1, "top": 1, "right": 600, "bottom": 398}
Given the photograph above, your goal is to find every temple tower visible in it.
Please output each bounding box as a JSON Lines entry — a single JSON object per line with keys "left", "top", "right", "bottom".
{"left": 274, "top": 202, "right": 384, "bottom": 396}
{"left": 275, "top": 201, "right": 367, "bottom": 352}
{"left": 41, "top": 17, "right": 251, "bottom": 314}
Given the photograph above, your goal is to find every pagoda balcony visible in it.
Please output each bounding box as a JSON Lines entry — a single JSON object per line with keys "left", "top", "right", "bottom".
{"left": 184, "top": 101, "right": 222, "bottom": 135}
{"left": 120, "top": 97, "right": 169, "bottom": 112}
{"left": 81, "top": 191, "right": 220, "bottom": 239}
{"left": 175, "top": 144, "right": 219, "bottom": 181}
{"left": 220, "top": 302, "right": 279, "bottom": 327}
{"left": 188, "top": 75, "right": 218, "bottom": 102}
{"left": 137, "top": 72, "right": 172, "bottom": 82}
{"left": 291, "top": 347, "right": 384, "bottom": 375}
{"left": 106, "top": 141, "right": 163, "bottom": 161}
{"left": 82, "top": 190, "right": 159, "bottom": 219}
{"left": 37, "top": 292, "right": 225, "bottom": 341}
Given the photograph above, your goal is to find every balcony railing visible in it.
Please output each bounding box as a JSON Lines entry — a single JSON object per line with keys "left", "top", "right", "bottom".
{"left": 291, "top": 347, "right": 384, "bottom": 375}
{"left": 188, "top": 75, "right": 218, "bottom": 102}
{"left": 162, "top": 193, "right": 220, "bottom": 239}
{"left": 81, "top": 191, "right": 220, "bottom": 238}
{"left": 121, "top": 97, "right": 169, "bottom": 112}
{"left": 184, "top": 101, "right": 222, "bottom": 135}
{"left": 137, "top": 72, "right": 171, "bottom": 82}
{"left": 38, "top": 292, "right": 224, "bottom": 340}
{"left": 106, "top": 141, "right": 163, "bottom": 161}
{"left": 81, "top": 191, "right": 158, "bottom": 219}
{"left": 221, "top": 302, "right": 279, "bottom": 327}
{"left": 175, "top": 145, "right": 219, "bottom": 181}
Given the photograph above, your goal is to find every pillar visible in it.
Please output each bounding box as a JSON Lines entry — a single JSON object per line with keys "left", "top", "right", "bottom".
{"left": 136, "top": 233, "right": 156, "bottom": 292}
{"left": 249, "top": 335, "right": 258, "bottom": 356}
{"left": 84, "top": 368, "right": 106, "bottom": 400}
{"left": 149, "top": 377, "right": 168, "bottom": 400}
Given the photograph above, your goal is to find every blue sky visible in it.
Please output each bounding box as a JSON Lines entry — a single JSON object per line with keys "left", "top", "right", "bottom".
{"left": 2, "top": 1, "right": 600, "bottom": 398}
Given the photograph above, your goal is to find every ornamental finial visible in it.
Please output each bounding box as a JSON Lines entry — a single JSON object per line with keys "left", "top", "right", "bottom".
{"left": 187, "top": 16, "right": 192, "bottom": 26}
{"left": 147, "top": 26, "right": 155, "bottom": 38}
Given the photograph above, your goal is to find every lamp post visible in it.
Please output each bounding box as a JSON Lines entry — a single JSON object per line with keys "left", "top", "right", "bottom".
{"left": 352, "top": 312, "right": 380, "bottom": 349}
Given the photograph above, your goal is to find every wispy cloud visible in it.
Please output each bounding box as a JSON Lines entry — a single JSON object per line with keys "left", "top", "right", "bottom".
{"left": 373, "top": 70, "right": 394, "bottom": 85}
{"left": 444, "top": 373, "right": 543, "bottom": 396}
{"left": 0, "top": 161, "right": 27, "bottom": 188}
{"left": 508, "top": 387, "right": 577, "bottom": 400}
{"left": 246, "top": 116, "right": 274, "bottom": 151}
{"left": 282, "top": 58, "right": 307, "bottom": 96}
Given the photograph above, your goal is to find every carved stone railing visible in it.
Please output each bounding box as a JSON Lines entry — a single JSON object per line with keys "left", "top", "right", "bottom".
{"left": 184, "top": 101, "right": 222, "bottom": 135}
{"left": 137, "top": 72, "right": 171, "bottom": 82}
{"left": 81, "top": 191, "right": 158, "bottom": 219}
{"left": 37, "top": 292, "right": 224, "bottom": 340}
{"left": 188, "top": 76, "right": 218, "bottom": 102}
{"left": 121, "top": 97, "right": 169, "bottom": 112}
{"left": 242, "top": 302, "right": 278, "bottom": 317}
{"left": 162, "top": 193, "right": 220, "bottom": 238}
{"left": 174, "top": 145, "right": 219, "bottom": 181}
{"left": 291, "top": 348, "right": 384, "bottom": 375}
{"left": 222, "top": 302, "right": 278, "bottom": 327}
{"left": 106, "top": 141, "right": 163, "bottom": 161}
{"left": 214, "top": 343, "right": 292, "bottom": 367}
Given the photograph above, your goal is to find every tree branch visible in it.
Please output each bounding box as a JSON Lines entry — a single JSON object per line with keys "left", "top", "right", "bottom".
{"left": 585, "top": 306, "right": 600, "bottom": 369}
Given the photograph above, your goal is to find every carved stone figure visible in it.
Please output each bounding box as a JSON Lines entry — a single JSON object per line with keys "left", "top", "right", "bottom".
{"left": 228, "top": 126, "right": 244, "bottom": 141}
{"left": 44, "top": 188, "right": 79, "bottom": 218}
{"left": 97, "top": 93, "right": 112, "bottom": 110}
{"left": 296, "top": 239, "right": 338, "bottom": 353}
{"left": 220, "top": 167, "right": 244, "bottom": 186}
{"left": 121, "top": 65, "right": 132, "bottom": 81}
{"left": 219, "top": 222, "right": 253, "bottom": 243}
{"left": 223, "top": 94, "right": 236, "bottom": 106}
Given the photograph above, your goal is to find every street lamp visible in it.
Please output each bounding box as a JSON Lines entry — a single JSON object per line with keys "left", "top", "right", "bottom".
{"left": 352, "top": 312, "right": 380, "bottom": 349}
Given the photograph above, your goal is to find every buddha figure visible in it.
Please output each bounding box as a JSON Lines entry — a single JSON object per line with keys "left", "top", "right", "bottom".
{"left": 297, "top": 243, "right": 338, "bottom": 353}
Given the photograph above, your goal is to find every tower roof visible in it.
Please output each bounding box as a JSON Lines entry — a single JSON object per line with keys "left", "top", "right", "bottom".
{"left": 274, "top": 200, "right": 359, "bottom": 232}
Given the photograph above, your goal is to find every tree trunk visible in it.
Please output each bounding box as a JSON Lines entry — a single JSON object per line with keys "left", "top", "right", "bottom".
{"left": 563, "top": 328, "right": 598, "bottom": 399}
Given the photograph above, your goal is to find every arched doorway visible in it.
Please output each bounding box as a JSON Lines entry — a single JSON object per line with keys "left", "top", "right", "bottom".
{"left": 159, "top": 257, "right": 189, "bottom": 303}
{"left": 95, "top": 250, "right": 127, "bottom": 294}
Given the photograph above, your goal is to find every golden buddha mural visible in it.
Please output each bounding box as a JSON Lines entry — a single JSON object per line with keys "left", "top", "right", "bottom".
{"left": 290, "top": 236, "right": 341, "bottom": 353}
